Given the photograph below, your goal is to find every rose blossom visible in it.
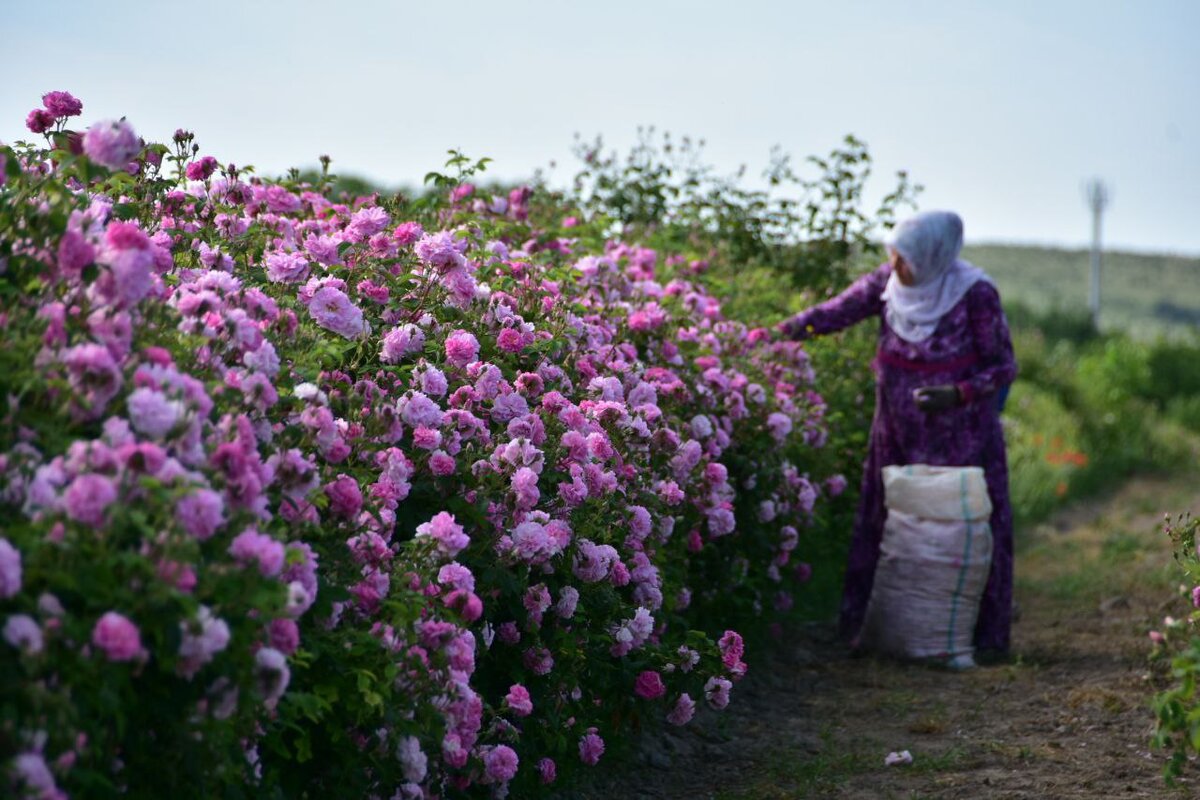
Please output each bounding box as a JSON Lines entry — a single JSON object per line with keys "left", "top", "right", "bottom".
{"left": 323, "top": 474, "right": 363, "bottom": 518}
{"left": 42, "top": 90, "right": 83, "bottom": 117}
{"left": 228, "top": 528, "right": 286, "bottom": 577}
{"left": 185, "top": 155, "right": 219, "bottom": 181}
{"left": 92, "top": 611, "right": 143, "bottom": 661}
{"left": 482, "top": 744, "right": 519, "bottom": 782}
{"left": 307, "top": 286, "right": 367, "bottom": 339}
{"left": 444, "top": 329, "right": 480, "bottom": 366}
{"left": 101, "top": 220, "right": 156, "bottom": 305}
{"left": 414, "top": 512, "right": 469, "bottom": 558}
{"left": 505, "top": 683, "right": 533, "bottom": 716}
{"left": 25, "top": 108, "right": 55, "bottom": 133}
{"left": 634, "top": 670, "right": 666, "bottom": 700}
{"left": 175, "top": 488, "right": 225, "bottom": 540}
{"left": 3, "top": 614, "right": 43, "bottom": 654}
{"left": 666, "top": 692, "right": 696, "bottom": 726}
{"left": 578, "top": 729, "right": 605, "bottom": 765}
{"left": 83, "top": 118, "right": 141, "bottom": 169}
{"left": 127, "top": 387, "right": 180, "bottom": 438}
{"left": 64, "top": 473, "right": 118, "bottom": 527}
{"left": 704, "top": 676, "right": 733, "bottom": 709}
{"left": 0, "top": 538, "right": 21, "bottom": 599}
{"left": 254, "top": 647, "right": 290, "bottom": 705}
{"left": 381, "top": 323, "right": 425, "bottom": 363}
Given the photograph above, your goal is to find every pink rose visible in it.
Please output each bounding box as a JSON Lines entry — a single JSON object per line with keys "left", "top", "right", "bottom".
{"left": 92, "top": 611, "right": 143, "bottom": 661}
{"left": 634, "top": 669, "right": 666, "bottom": 700}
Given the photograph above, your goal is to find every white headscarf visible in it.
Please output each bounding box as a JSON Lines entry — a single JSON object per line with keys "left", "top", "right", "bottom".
{"left": 880, "top": 210, "right": 990, "bottom": 343}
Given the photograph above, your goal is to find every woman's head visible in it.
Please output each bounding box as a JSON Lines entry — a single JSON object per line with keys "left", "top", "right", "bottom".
{"left": 884, "top": 211, "right": 964, "bottom": 287}
{"left": 886, "top": 247, "right": 916, "bottom": 286}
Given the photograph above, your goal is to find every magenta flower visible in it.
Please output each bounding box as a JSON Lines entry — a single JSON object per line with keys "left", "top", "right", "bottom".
{"left": 62, "top": 342, "right": 123, "bottom": 417}
{"left": 127, "top": 387, "right": 180, "bottom": 438}
{"left": 12, "top": 753, "right": 59, "bottom": 797}
{"left": 444, "top": 329, "right": 480, "bottom": 366}
{"left": 483, "top": 744, "right": 519, "bottom": 782}
{"left": 323, "top": 474, "right": 363, "bottom": 518}
{"left": 396, "top": 736, "right": 428, "bottom": 783}
{"left": 523, "top": 646, "right": 554, "bottom": 675}
{"left": 415, "top": 512, "right": 469, "bottom": 558}
{"left": 265, "top": 250, "right": 311, "bottom": 283}
{"left": 718, "top": 630, "right": 745, "bottom": 668}
{"left": 101, "top": 221, "right": 156, "bottom": 305}
{"left": 303, "top": 233, "right": 344, "bottom": 266}
{"left": 228, "top": 528, "right": 286, "bottom": 577}
{"left": 392, "top": 221, "right": 423, "bottom": 245}
{"left": 25, "top": 108, "right": 56, "bottom": 134}
{"left": 92, "top": 611, "right": 143, "bottom": 661}
{"left": 578, "top": 729, "right": 605, "bottom": 765}
{"left": 254, "top": 646, "right": 291, "bottom": 705}
{"left": 666, "top": 692, "right": 696, "bottom": 726}
{"left": 399, "top": 392, "right": 443, "bottom": 428}
{"left": 307, "top": 286, "right": 367, "bottom": 339}
{"left": 176, "top": 606, "right": 231, "bottom": 678}
{"left": 537, "top": 757, "right": 557, "bottom": 784}
{"left": 496, "top": 327, "right": 525, "bottom": 353}
{"left": 345, "top": 206, "right": 390, "bottom": 241}
{"left": 175, "top": 488, "right": 225, "bottom": 540}
{"left": 415, "top": 230, "right": 468, "bottom": 273}
{"left": 64, "top": 473, "right": 118, "bottom": 527}
{"left": 704, "top": 676, "right": 733, "bottom": 709}
{"left": 268, "top": 618, "right": 300, "bottom": 655}
{"left": 429, "top": 451, "right": 456, "bottom": 476}
{"left": 83, "top": 118, "right": 141, "bottom": 169}
{"left": 57, "top": 229, "right": 95, "bottom": 275}
{"left": 634, "top": 670, "right": 666, "bottom": 700}
{"left": 443, "top": 588, "right": 483, "bottom": 622}
{"left": 42, "top": 90, "right": 83, "bottom": 117}
{"left": 3, "top": 614, "right": 43, "bottom": 654}
{"left": 767, "top": 411, "right": 793, "bottom": 442}
{"left": 0, "top": 539, "right": 21, "bottom": 599}
{"left": 261, "top": 184, "right": 301, "bottom": 213}
{"left": 381, "top": 323, "right": 425, "bottom": 363}
{"left": 505, "top": 683, "right": 533, "bottom": 716}
{"left": 185, "top": 155, "right": 219, "bottom": 181}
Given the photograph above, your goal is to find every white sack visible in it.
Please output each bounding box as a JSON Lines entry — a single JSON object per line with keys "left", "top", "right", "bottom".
{"left": 859, "top": 465, "right": 993, "bottom": 662}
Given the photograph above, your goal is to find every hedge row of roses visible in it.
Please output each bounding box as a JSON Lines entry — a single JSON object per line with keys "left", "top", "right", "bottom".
{"left": 0, "top": 92, "right": 845, "bottom": 798}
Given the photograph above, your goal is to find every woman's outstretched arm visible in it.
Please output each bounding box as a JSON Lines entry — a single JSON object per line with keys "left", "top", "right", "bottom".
{"left": 779, "top": 263, "right": 890, "bottom": 339}
{"left": 956, "top": 282, "right": 1018, "bottom": 404}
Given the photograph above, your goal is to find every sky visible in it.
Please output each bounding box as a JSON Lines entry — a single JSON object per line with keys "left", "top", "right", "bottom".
{"left": 3, "top": 0, "right": 1198, "bottom": 254}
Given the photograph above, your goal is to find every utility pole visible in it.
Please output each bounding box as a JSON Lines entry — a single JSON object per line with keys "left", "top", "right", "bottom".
{"left": 1084, "top": 179, "right": 1109, "bottom": 328}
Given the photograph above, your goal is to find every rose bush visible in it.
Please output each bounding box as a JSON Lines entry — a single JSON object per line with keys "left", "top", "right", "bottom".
{"left": 0, "top": 93, "right": 853, "bottom": 798}
{"left": 1151, "top": 512, "right": 1200, "bottom": 782}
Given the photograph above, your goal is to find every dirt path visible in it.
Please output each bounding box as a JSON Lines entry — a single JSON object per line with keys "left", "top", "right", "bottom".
{"left": 575, "top": 476, "right": 1200, "bottom": 799}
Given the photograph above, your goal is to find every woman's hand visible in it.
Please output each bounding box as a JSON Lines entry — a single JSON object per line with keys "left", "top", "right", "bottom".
{"left": 913, "top": 384, "right": 962, "bottom": 412}
{"left": 776, "top": 317, "right": 811, "bottom": 342}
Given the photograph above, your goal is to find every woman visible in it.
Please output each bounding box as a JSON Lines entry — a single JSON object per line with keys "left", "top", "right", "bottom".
{"left": 780, "top": 210, "right": 1017, "bottom": 655}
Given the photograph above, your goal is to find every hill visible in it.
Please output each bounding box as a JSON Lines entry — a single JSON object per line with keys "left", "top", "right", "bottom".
{"left": 962, "top": 244, "right": 1200, "bottom": 339}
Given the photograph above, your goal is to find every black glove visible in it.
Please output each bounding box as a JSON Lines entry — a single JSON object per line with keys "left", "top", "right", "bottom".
{"left": 777, "top": 318, "right": 811, "bottom": 342}
{"left": 913, "top": 384, "right": 962, "bottom": 412}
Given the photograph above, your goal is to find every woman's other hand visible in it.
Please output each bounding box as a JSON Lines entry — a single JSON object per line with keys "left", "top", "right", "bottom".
{"left": 912, "top": 384, "right": 962, "bottom": 412}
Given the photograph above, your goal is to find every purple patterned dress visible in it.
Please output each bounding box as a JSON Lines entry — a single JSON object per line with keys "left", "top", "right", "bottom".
{"left": 785, "top": 262, "right": 1017, "bottom": 652}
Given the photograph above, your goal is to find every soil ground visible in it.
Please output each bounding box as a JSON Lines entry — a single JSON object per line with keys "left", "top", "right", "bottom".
{"left": 574, "top": 476, "right": 1200, "bottom": 799}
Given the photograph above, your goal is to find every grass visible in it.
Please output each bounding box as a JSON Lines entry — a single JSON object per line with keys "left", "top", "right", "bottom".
{"left": 711, "top": 730, "right": 972, "bottom": 800}
{"left": 1016, "top": 516, "right": 1182, "bottom": 605}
